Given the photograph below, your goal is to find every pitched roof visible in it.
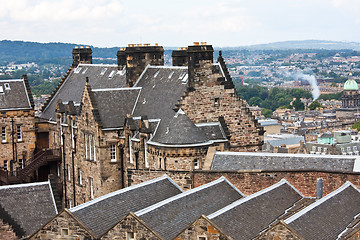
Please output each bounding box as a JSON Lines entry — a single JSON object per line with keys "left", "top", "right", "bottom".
{"left": 92, "top": 88, "right": 141, "bottom": 129}
{"left": 132, "top": 65, "right": 188, "bottom": 121}
{"left": 195, "top": 122, "right": 227, "bottom": 142}
{"left": 285, "top": 182, "right": 360, "bottom": 240}
{"left": 0, "top": 181, "right": 57, "bottom": 237}
{"left": 41, "top": 64, "right": 127, "bottom": 121}
{"left": 69, "top": 175, "right": 182, "bottom": 238}
{"left": 0, "top": 79, "right": 33, "bottom": 111}
{"left": 149, "top": 109, "right": 210, "bottom": 146}
{"left": 208, "top": 179, "right": 303, "bottom": 239}
{"left": 135, "top": 176, "right": 244, "bottom": 240}
{"left": 211, "top": 152, "right": 359, "bottom": 172}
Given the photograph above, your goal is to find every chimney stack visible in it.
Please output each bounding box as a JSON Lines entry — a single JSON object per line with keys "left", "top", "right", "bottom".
{"left": 316, "top": 178, "right": 323, "bottom": 199}
{"left": 72, "top": 46, "right": 92, "bottom": 68}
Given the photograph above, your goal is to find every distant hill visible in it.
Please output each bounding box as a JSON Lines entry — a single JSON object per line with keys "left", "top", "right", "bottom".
{"left": 238, "top": 40, "right": 360, "bottom": 50}
{"left": 0, "top": 40, "right": 120, "bottom": 62}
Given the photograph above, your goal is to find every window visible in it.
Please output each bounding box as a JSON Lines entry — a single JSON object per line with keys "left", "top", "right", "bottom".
{"left": 93, "top": 136, "right": 96, "bottom": 162}
{"left": 89, "top": 136, "right": 92, "bottom": 160}
{"left": 61, "top": 229, "right": 69, "bottom": 236}
{"left": 194, "top": 159, "right": 199, "bottom": 169}
{"left": 16, "top": 125, "right": 22, "bottom": 141}
{"left": 1, "top": 126, "right": 6, "bottom": 143}
{"left": 4, "top": 83, "right": 10, "bottom": 90}
{"left": 19, "top": 159, "right": 23, "bottom": 169}
{"left": 4, "top": 160, "right": 8, "bottom": 171}
{"left": 0, "top": 86, "right": 3, "bottom": 94}
{"left": 78, "top": 168, "right": 82, "bottom": 185}
{"left": 85, "top": 134, "right": 88, "bottom": 159}
{"left": 214, "top": 98, "right": 219, "bottom": 106}
{"left": 110, "top": 144, "right": 117, "bottom": 162}
{"left": 127, "top": 232, "right": 135, "bottom": 240}
{"left": 198, "top": 237, "right": 207, "bottom": 240}
{"left": 67, "top": 164, "right": 71, "bottom": 181}
{"left": 354, "top": 146, "right": 358, "bottom": 151}
{"left": 89, "top": 178, "right": 94, "bottom": 199}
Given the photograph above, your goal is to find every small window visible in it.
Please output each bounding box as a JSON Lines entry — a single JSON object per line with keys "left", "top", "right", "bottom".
{"left": 0, "top": 86, "right": 3, "bottom": 94}
{"left": 347, "top": 146, "right": 352, "bottom": 152}
{"left": 78, "top": 168, "right": 82, "bottom": 185}
{"left": 194, "top": 159, "right": 199, "bottom": 169}
{"left": 4, "top": 160, "right": 8, "bottom": 171}
{"left": 67, "top": 164, "right": 71, "bottom": 181}
{"left": 19, "top": 159, "right": 24, "bottom": 169}
{"left": 16, "top": 125, "right": 22, "bottom": 141}
{"left": 90, "top": 178, "right": 94, "bottom": 199}
{"left": 127, "top": 232, "right": 135, "bottom": 240}
{"left": 198, "top": 237, "right": 207, "bottom": 240}
{"left": 61, "top": 228, "right": 69, "bottom": 236}
{"left": 110, "top": 144, "right": 117, "bottom": 162}
{"left": 354, "top": 146, "right": 358, "bottom": 151}
{"left": 2, "top": 126, "right": 6, "bottom": 143}
{"left": 4, "top": 83, "right": 10, "bottom": 90}
{"left": 214, "top": 98, "right": 220, "bottom": 106}
{"left": 100, "top": 68, "right": 107, "bottom": 75}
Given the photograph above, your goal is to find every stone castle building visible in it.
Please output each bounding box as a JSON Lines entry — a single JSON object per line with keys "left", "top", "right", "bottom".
{"left": 31, "top": 42, "right": 264, "bottom": 208}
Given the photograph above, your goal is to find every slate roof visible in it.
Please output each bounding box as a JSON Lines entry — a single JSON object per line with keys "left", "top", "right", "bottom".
{"left": 40, "top": 64, "right": 127, "bottom": 121}
{"left": 150, "top": 109, "right": 210, "bottom": 146}
{"left": 195, "top": 122, "right": 227, "bottom": 141}
{"left": 70, "top": 175, "right": 182, "bottom": 238}
{"left": 211, "top": 152, "right": 359, "bottom": 172}
{"left": 208, "top": 179, "right": 304, "bottom": 239}
{"left": 92, "top": 88, "right": 141, "bottom": 128}
{"left": 132, "top": 65, "right": 188, "bottom": 121}
{"left": 0, "top": 181, "right": 57, "bottom": 237}
{"left": 285, "top": 182, "right": 360, "bottom": 240}
{"left": 135, "top": 176, "right": 244, "bottom": 240}
{"left": 0, "top": 79, "right": 32, "bottom": 110}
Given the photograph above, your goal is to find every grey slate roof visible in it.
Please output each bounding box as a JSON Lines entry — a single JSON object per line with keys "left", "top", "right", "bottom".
{"left": 195, "top": 122, "right": 227, "bottom": 141}
{"left": 41, "top": 64, "right": 127, "bottom": 121}
{"left": 132, "top": 65, "right": 188, "bottom": 121}
{"left": 285, "top": 182, "right": 360, "bottom": 240}
{"left": 150, "top": 109, "right": 210, "bottom": 145}
{"left": 211, "top": 152, "right": 359, "bottom": 172}
{"left": 0, "top": 181, "right": 57, "bottom": 237}
{"left": 70, "top": 175, "right": 182, "bottom": 238}
{"left": 0, "top": 79, "right": 32, "bottom": 110}
{"left": 92, "top": 88, "right": 141, "bottom": 128}
{"left": 208, "top": 179, "right": 304, "bottom": 239}
{"left": 135, "top": 176, "right": 243, "bottom": 240}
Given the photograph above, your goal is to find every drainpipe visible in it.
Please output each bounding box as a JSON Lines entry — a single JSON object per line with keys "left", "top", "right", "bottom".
{"left": 62, "top": 133, "right": 67, "bottom": 208}
{"left": 316, "top": 178, "right": 323, "bottom": 199}
{"left": 72, "top": 134, "right": 77, "bottom": 207}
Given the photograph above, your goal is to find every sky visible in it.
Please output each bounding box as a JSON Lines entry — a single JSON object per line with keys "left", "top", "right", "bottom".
{"left": 0, "top": 0, "right": 360, "bottom": 47}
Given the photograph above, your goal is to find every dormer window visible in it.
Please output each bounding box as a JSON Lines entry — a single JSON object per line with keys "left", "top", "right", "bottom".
{"left": 4, "top": 83, "right": 10, "bottom": 90}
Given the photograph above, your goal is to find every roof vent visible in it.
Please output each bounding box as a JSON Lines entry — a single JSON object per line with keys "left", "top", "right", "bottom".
{"left": 4, "top": 83, "right": 10, "bottom": 90}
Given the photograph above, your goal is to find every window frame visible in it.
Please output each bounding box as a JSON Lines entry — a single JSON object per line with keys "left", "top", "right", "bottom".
{"left": 1, "top": 126, "right": 6, "bottom": 143}
{"left": 110, "top": 144, "right": 117, "bottom": 162}
{"left": 16, "top": 125, "right": 22, "bottom": 142}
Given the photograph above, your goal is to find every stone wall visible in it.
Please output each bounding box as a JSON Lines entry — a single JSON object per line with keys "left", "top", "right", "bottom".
{"left": 100, "top": 213, "right": 161, "bottom": 240}
{"left": 174, "top": 216, "right": 231, "bottom": 240}
{"left": 128, "top": 168, "right": 360, "bottom": 198}
{"left": 0, "top": 218, "right": 17, "bottom": 240}
{"left": 29, "top": 210, "right": 94, "bottom": 240}
{"left": 179, "top": 61, "right": 263, "bottom": 152}
{"left": 256, "top": 222, "right": 302, "bottom": 240}
{"left": 0, "top": 109, "right": 36, "bottom": 170}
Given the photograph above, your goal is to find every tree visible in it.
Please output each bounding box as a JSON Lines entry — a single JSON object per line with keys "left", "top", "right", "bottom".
{"left": 262, "top": 109, "right": 273, "bottom": 118}
{"left": 352, "top": 120, "right": 360, "bottom": 131}
{"left": 293, "top": 98, "right": 305, "bottom": 111}
{"left": 308, "top": 100, "right": 321, "bottom": 110}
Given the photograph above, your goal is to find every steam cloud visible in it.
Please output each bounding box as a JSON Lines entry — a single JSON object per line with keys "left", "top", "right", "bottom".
{"left": 294, "top": 73, "right": 320, "bottom": 101}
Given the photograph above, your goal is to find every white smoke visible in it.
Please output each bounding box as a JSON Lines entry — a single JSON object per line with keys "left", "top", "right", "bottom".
{"left": 294, "top": 73, "right": 320, "bottom": 101}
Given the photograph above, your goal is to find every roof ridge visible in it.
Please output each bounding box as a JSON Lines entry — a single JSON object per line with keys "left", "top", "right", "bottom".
{"left": 70, "top": 175, "right": 177, "bottom": 212}
{"left": 135, "top": 176, "right": 228, "bottom": 216}
{"left": 208, "top": 179, "right": 298, "bottom": 219}
{"left": 284, "top": 181, "right": 356, "bottom": 224}
{"left": 0, "top": 181, "right": 49, "bottom": 190}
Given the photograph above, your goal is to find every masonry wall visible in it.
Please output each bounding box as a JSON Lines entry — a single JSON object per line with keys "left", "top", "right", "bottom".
{"left": 179, "top": 61, "right": 263, "bottom": 152}
{"left": 174, "top": 217, "right": 230, "bottom": 240}
{"left": 0, "top": 218, "right": 17, "bottom": 240}
{"left": 29, "top": 211, "right": 94, "bottom": 240}
{"left": 100, "top": 214, "right": 161, "bottom": 240}
{"left": 0, "top": 109, "right": 36, "bottom": 171}
{"left": 127, "top": 169, "right": 360, "bottom": 198}
{"left": 255, "top": 223, "right": 302, "bottom": 240}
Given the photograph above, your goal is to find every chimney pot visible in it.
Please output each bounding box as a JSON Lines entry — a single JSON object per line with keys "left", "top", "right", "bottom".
{"left": 194, "top": 42, "right": 199, "bottom": 46}
{"left": 155, "top": 43, "right": 158, "bottom": 46}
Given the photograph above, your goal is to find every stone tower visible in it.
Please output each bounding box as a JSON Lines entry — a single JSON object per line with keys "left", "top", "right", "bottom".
{"left": 72, "top": 46, "right": 92, "bottom": 68}
{"left": 117, "top": 44, "right": 164, "bottom": 87}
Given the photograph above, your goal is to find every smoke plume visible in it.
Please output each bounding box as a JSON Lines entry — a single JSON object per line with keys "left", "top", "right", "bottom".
{"left": 294, "top": 73, "right": 320, "bottom": 101}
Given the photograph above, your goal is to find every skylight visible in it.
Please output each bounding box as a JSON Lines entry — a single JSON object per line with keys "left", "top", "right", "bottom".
{"left": 0, "top": 86, "right": 3, "bottom": 94}
{"left": 4, "top": 83, "right": 10, "bottom": 90}
{"left": 74, "top": 67, "right": 82, "bottom": 74}
{"left": 154, "top": 70, "right": 160, "bottom": 78}
{"left": 82, "top": 68, "right": 88, "bottom": 74}
{"left": 108, "top": 70, "right": 116, "bottom": 79}
{"left": 100, "top": 68, "right": 107, "bottom": 75}
{"left": 168, "top": 71, "right": 174, "bottom": 79}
